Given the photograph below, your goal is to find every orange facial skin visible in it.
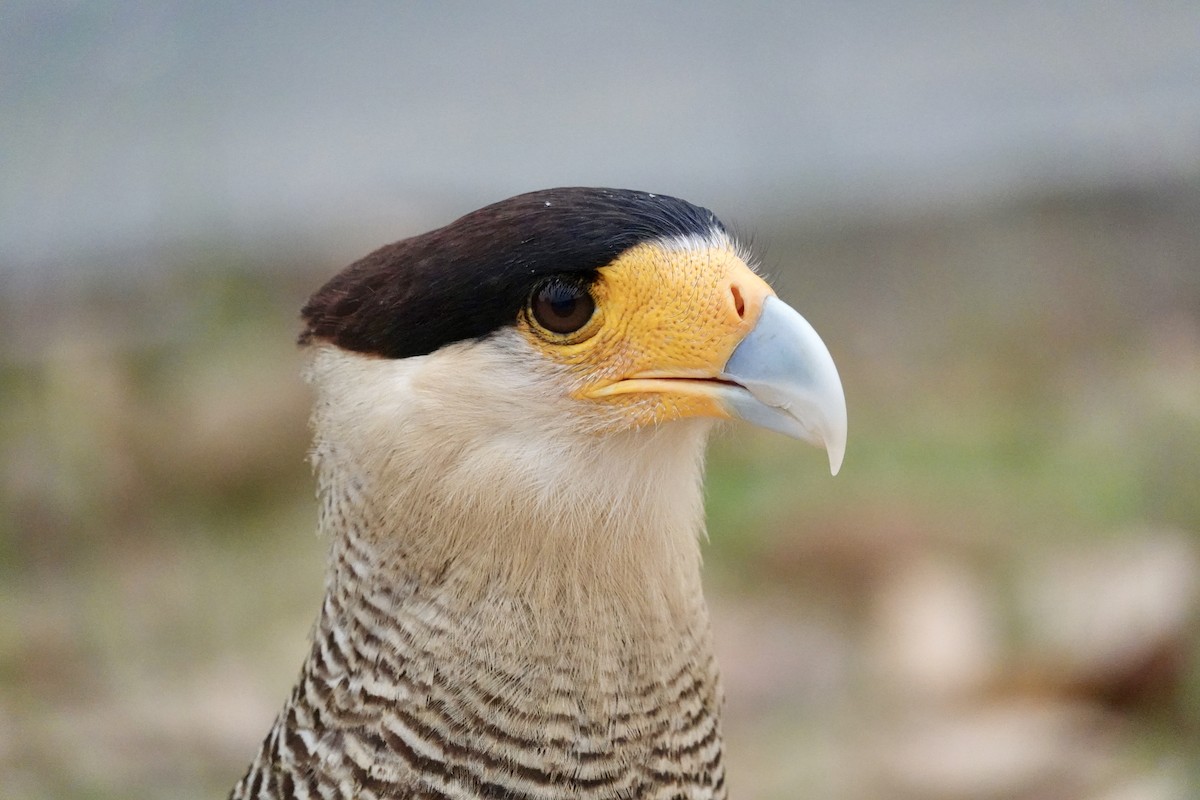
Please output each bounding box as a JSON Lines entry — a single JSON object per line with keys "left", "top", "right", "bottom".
{"left": 516, "top": 238, "right": 776, "bottom": 430}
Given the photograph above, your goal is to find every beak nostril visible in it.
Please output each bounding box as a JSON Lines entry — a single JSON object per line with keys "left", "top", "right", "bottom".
{"left": 730, "top": 283, "right": 746, "bottom": 320}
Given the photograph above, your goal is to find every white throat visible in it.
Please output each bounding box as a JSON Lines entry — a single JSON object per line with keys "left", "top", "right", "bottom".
{"left": 304, "top": 339, "right": 716, "bottom": 634}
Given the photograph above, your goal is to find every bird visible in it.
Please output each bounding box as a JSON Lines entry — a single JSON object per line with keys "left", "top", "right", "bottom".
{"left": 230, "top": 187, "right": 846, "bottom": 799}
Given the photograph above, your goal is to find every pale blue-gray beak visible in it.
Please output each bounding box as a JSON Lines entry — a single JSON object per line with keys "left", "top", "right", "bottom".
{"left": 718, "top": 296, "right": 847, "bottom": 475}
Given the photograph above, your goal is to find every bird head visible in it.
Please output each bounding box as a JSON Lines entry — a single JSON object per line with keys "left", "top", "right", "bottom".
{"left": 301, "top": 187, "right": 844, "bottom": 462}
{"left": 296, "top": 188, "right": 845, "bottom": 581}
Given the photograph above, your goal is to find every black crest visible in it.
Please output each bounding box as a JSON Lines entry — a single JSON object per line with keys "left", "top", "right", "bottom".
{"left": 299, "top": 187, "right": 726, "bottom": 358}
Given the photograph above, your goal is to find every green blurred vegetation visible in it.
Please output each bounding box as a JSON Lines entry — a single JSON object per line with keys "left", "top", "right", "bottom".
{"left": 2, "top": 184, "right": 1199, "bottom": 798}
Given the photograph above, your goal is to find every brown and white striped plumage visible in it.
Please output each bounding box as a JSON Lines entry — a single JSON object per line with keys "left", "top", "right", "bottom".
{"left": 231, "top": 189, "right": 845, "bottom": 799}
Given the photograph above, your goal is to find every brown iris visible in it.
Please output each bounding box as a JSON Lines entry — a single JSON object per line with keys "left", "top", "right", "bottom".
{"left": 529, "top": 277, "right": 595, "bottom": 335}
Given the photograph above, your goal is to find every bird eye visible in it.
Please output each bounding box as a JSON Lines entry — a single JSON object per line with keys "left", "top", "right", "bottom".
{"left": 529, "top": 277, "right": 596, "bottom": 335}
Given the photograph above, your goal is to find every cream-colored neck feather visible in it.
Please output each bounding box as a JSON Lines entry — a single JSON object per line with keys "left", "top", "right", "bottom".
{"left": 230, "top": 339, "right": 728, "bottom": 799}
{"left": 306, "top": 336, "right": 714, "bottom": 645}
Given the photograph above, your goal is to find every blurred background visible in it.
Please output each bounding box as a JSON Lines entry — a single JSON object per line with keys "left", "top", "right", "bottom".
{"left": 3, "top": 2, "right": 1199, "bottom": 798}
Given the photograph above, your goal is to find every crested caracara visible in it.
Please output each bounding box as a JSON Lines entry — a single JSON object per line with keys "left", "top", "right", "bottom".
{"left": 231, "top": 187, "right": 846, "bottom": 800}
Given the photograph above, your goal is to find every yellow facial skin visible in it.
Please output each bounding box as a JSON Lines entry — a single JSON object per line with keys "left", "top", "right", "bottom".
{"left": 516, "top": 238, "right": 777, "bottom": 430}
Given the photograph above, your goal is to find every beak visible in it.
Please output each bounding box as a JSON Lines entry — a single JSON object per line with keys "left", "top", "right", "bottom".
{"left": 716, "top": 296, "right": 847, "bottom": 475}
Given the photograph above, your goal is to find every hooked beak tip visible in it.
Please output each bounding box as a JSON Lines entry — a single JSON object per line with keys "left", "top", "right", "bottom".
{"left": 719, "top": 295, "right": 847, "bottom": 475}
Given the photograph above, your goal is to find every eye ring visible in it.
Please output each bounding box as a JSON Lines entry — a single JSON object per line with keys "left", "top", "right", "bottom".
{"left": 528, "top": 276, "right": 596, "bottom": 336}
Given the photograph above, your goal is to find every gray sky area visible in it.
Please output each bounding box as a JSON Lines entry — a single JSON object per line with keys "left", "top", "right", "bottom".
{"left": 3, "top": 1, "right": 1199, "bottom": 279}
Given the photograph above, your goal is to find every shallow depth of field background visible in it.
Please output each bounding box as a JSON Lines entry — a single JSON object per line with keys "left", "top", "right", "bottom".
{"left": 3, "top": 4, "right": 1199, "bottom": 799}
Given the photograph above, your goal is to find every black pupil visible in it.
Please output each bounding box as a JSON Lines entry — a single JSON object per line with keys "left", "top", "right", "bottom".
{"left": 532, "top": 279, "right": 594, "bottom": 334}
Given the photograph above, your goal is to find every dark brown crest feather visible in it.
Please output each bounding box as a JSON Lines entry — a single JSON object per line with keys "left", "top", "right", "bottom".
{"left": 299, "top": 187, "right": 726, "bottom": 359}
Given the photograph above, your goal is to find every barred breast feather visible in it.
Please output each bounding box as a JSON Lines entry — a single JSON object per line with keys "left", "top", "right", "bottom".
{"left": 231, "top": 498, "right": 725, "bottom": 800}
